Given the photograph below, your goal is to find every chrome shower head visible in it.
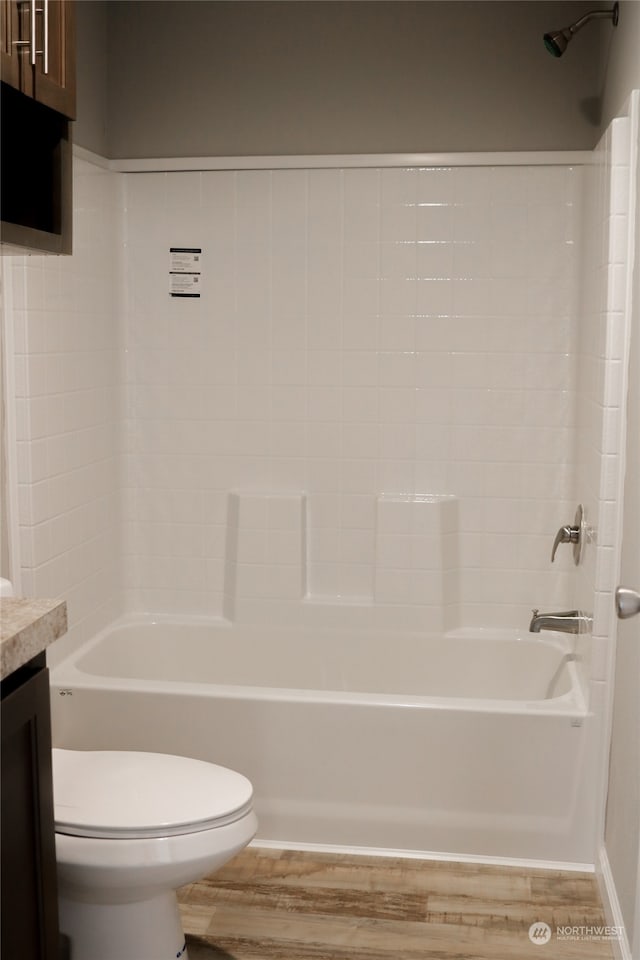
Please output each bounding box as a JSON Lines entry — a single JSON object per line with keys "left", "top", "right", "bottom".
{"left": 543, "top": 2, "right": 619, "bottom": 57}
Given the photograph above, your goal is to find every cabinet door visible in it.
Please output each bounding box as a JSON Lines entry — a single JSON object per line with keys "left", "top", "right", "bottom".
{"left": 33, "top": 0, "right": 75, "bottom": 119}
{"left": 0, "top": 0, "right": 23, "bottom": 92}
{"left": 1, "top": 667, "right": 60, "bottom": 960}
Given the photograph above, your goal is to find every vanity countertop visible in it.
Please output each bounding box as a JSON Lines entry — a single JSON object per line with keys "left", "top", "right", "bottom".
{"left": 0, "top": 598, "right": 68, "bottom": 680}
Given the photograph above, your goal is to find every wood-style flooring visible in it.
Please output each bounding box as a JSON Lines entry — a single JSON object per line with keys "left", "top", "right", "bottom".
{"left": 177, "top": 846, "right": 616, "bottom": 960}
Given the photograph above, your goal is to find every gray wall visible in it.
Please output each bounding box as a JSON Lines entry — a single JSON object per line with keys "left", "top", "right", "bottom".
{"left": 601, "top": 3, "right": 640, "bottom": 942}
{"left": 599, "top": 0, "right": 640, "bottom": 133}
{"left": 76, "top": 1, "right": 621, "bottom": 158}
{"left": 75, "top": 0, "right": 109, "bottom": 157}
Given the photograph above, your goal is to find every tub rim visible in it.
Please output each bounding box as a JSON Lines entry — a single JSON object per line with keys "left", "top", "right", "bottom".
{"left": 50, "top": 615, "right": 588, "bottom": 718}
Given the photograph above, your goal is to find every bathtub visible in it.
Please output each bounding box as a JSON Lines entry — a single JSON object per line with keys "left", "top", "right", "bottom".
{"left": 50, "top": 617, "right": 597, "bottom": 865}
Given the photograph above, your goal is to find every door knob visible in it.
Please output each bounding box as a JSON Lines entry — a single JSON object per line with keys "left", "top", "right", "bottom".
{"left": 551, "top": 504, "right": 584, "bottom": 564}
{"left": 615, "top": 587, "right": 640, "bottom": 620}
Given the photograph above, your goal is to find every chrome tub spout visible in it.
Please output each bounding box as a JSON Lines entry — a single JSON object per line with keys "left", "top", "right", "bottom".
{"left": 529, "top": 609, "right": 588, "bottom": 634}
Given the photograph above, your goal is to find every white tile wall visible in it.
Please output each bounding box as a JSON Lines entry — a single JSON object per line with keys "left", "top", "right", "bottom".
{"left": 122, "top": 163, "right": 581, "bottom": 626}
{"left": 8, "top": 158, "right": 123, "bottom": 664}
{"left": 7, "top": 140, "right": 634, "bottom": 656}
{"left": 572, "top": 107, "right": 636, "bottom": 709}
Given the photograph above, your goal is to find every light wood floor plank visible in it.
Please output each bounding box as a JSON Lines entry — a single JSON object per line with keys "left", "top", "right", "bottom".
{"left": 178, "top": 848, "right": 615, "bottom": 960}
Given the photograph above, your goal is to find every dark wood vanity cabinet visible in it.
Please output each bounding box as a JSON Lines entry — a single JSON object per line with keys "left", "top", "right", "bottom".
{"left": 1, "top": 654, "right": 62, "bottom": 960}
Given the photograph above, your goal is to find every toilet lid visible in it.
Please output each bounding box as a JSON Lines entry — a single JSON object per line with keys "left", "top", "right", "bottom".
{"left": 52, "top": 749, "right": 254, "bottom": 839}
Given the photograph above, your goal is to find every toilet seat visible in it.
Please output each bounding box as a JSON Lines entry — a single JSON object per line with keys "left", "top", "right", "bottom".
{"left": 52, "top": 748, "right": 254, "bottom": 840}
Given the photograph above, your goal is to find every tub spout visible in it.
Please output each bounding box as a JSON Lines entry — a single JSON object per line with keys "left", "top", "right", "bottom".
{"left": 529, "top": 609, "right": 588, "bottom": 634}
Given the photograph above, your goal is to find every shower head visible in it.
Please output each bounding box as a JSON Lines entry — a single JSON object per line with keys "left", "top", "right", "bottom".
{"left": 544, "top": 2, "right": 619, "bottom": 57}
{"left": 543, "top": 27, "right": 572, "bottom": 57}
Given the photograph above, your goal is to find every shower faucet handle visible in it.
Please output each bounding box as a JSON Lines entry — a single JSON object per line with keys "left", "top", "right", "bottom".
{"left": 551, "top": 505, "right": 584, "bottom": 565}
{"left": 551, "top": 524, "right": 578, "bottom": 561}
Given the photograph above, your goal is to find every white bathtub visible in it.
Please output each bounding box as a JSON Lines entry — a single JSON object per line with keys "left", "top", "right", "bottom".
{"left": 50, "top": 618, "right": 597, "bottom": 865}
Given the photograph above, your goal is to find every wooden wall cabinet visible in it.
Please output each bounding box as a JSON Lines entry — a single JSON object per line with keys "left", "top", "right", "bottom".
{"left": 1, "top": 654, "right": 64, "bottom": 960}
{"left": 0, "top": 0, "right": 75, "bottom": 254}
{"left": 1, "top": 0, "right": 75, "bottom": 119}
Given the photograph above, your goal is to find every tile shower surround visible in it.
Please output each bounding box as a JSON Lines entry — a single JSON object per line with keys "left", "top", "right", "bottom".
{"left": 122, "top": 163, "right": 580, "bottom": 625}
{"left": 9, "top": 159, "right": 122, "bottom": 663}
{"left": 9, "top": 143, "right": 630, "bottom": 670}
{"left": 573, "top": 117, "right": 632, "bottom": 701}
{"left": 569, "top": 99, "right": 638, "bottom": 872}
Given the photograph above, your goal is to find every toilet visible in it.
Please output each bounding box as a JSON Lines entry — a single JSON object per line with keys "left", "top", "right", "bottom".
{"left": 52, "top": 748, "right": 257, "bottom": 960}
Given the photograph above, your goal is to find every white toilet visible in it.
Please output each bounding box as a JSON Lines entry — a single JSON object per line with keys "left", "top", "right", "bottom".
{"left": 52, "top": 748, "right": 257, "bottom": 960}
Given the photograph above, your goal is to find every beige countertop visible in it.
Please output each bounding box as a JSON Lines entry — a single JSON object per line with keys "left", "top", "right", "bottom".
{"left": 0, "top": 598, "right": 68, "bottom": 680}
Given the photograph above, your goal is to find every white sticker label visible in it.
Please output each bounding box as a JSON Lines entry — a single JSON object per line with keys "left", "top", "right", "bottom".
{"left": 169, "top": 247, "right": 202, "bottom": 297}
{"left": 170, "top": 273, "right": 201, "bottom": 296}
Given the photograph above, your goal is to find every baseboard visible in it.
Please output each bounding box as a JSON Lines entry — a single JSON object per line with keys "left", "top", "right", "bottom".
{"left": 597, "top": 845, "right": 632, "bottom": 960}
{"left": 250, "top": 838, "right": 595, "bottom": 874}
